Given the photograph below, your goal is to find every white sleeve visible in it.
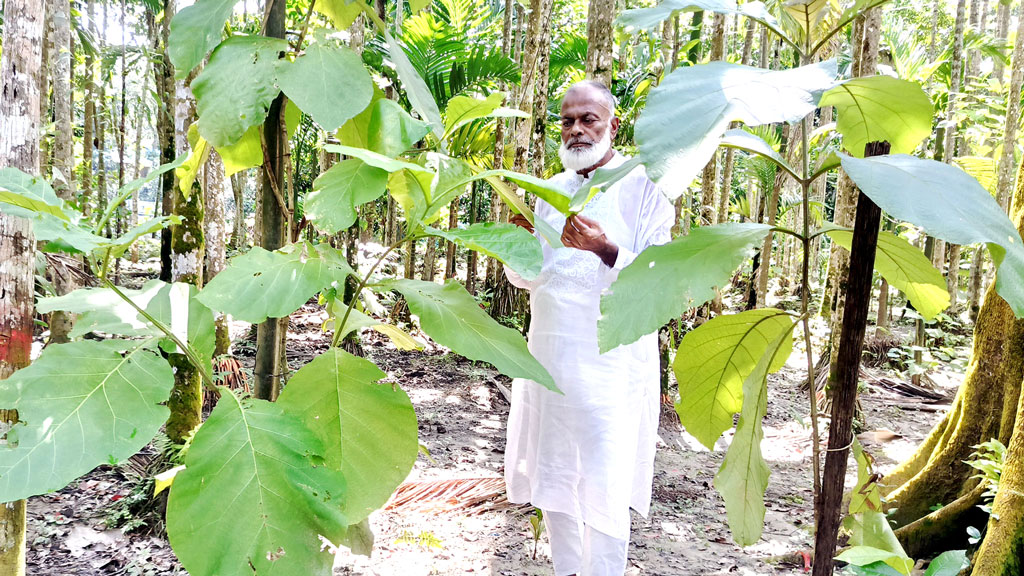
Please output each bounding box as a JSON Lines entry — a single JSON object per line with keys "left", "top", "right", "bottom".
{"left": 600, "top": 180, "right": 674, "bottom": 283}
{"left": 503, "top": 264, "right": 535, "bottom": 290}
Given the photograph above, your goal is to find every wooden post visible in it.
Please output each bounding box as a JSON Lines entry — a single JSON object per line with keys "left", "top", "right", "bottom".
{"left": 812, "top": 141, "right": 890, "bottom": 576}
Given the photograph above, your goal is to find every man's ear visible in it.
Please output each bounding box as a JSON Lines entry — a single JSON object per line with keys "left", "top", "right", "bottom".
{"left": 610, "top": 116, "right": 620, "bottom": 139}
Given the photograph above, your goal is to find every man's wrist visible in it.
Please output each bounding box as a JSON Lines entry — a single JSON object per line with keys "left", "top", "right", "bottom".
{"left": 598, "top": 239, "right": 618, "bottom": 268}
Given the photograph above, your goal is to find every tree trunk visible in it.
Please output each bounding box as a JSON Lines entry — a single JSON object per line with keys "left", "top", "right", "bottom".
{"left": 875, "top": 278, "right": 889, "bottom": 337}
{"left": 968, "top": 245, "right": 985, "bottom": 323}
{"left": 822, "top": 7, "right": 879, "bottom": 371}
{"left": 154, "top": 1, "right": 175, "bottom": 282}
{"left": 584, "top": 0, "right": 615, "bottom": 85}
{"left": 0, "top": 0, "right": 44, "bottom": 572}
{"left": 205, "top": 149, "right": 230, "bottom": 357}
{"left": 993, "top": 0, "right": 1011, "bottom": 81}
{"left": 883, "top": 161, "right": 1024, "bottom": 560}
{"left": 165, "top": 71, "right": 204, "bottom": 444}
{"left": 971, "top": 318, "right": 1024, "bottom": 574}
{"left": 996, "top": 0, "right": 1024, "bottom": 213}
{"left": 812, "top": 141, "right": 890, "bottom": 576}
{"left": 130, "top": 63, "right": 147, "bottom": 263}
{"left": 231, "top": 171, "right": 247, "bottom": 248}
{"left": 96, "top": 1, "right": 109, "bottom": 236}
{"left": 46, "top": 0, "right": 75, "bottom": 345}
{"left": 467, "top": 182, "right": 479, "bottom": 294}
{"left": 698, "top": 13, "right": 726, "bottom": 227}
{"left": 755, "top": 124, "right": 792, "bottom": 306}
{"left": 445, "top": 199, "right": 459, "bottom": 279}
{"left": 253, "top": 0, "right": 288, "bottom": 402}
{"left": 947, "top": 243, "right": 962, "bottom": 316}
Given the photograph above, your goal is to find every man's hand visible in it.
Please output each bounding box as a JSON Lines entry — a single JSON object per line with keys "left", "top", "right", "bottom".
{"left": 562, "top": 215, "right": 618, "bottom": 267}
{"left": 509, "top": 213, "right": 534, "bottom": 234}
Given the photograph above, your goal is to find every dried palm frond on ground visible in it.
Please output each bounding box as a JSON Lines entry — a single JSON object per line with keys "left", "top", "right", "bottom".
{"left": 385, "top": 477, "right": 526, "bottom": 516}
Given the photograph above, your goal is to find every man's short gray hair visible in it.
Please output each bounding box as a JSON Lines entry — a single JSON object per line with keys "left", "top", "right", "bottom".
{"left": 567, "top": 79, "right": 617, "bottom": 114}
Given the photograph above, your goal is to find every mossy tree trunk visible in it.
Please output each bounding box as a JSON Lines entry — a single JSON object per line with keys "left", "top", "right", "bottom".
{"left": 883, "top": 160, "right": 1024, "bottom": 560}
{"left": 165, "top": 72, "right": 205, "bottom": 444}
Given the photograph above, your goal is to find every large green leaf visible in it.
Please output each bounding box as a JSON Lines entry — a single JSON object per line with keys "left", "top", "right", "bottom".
{"left": 828, "top": 230, "right": 948, "bottom": 320}
{"left": 712, "top": 316, "right": 795, "bottom": 546}
{"left": 0, "top": 340, "right": 173, "bottom": 501}
{"left": 391, "top": 279, "right": 557, "bottom": 391}
{"left": 217, "top": 125, "right": 264, "bottom": 177}
{"left": 819, "top": 76, "right": 932, "bottom": 157}
{"left": 324, "top": 144, "right": 432, "bottom": 173}
{"left": 166, "top": 390, "right": 350, "bottom": 576}
{"left": 443, "top": 92, "right": 512, "bottom": 135}
{"left": 635, "top": 60, "right": 837, "bottom": 185}
{"left": 0, "top": 167, "right": 72, "bottom": 221}
{"left": 191, "top": 36, "right": 287, "bottom": 147}
{"left": 277, "top": 349, "right": 418, "bottom": 522}
{"left": 441, "top": 169, "right": 572, "bottom": 215}
{"left": 317, "top": 0, "right": 364, "bottom": 30}
{"left": 424, "top": 223, "right": 543, "bottom": 280}
{"left": 618, "top": 0, "right": 789, "bottom": 44}
{"left": 338, "top": 84, "right": 385, "bottom": 150}
{"left": 568, "top": 157, "right": 643, "bottom": 213}
{"left": 38, "top": 280, "right": 216, "bottom": 368}
{"left": 840, "top": 154, "right": 1024, "bottom": 317}
{"left": 388, "top": 168, "right": 433, "bottom": 229}
{"left": 385, "top": 32, "right": 445, "bottom": 143}
{"left": 277, "top": 42, "right": 373, "bottom": 132}
{"left": 424, "top": 154, "right": 475, "bottom": 223}
{"left": 922, "top": 551, "right": 969, "bottom": 576}
{"left": 719, "top": 129, "right": 799, "bottom": 180}
{"left": 836, "top": 547, "right": 914, "bottom": 575}
{"left": 368, "top": 99, "right": 432, "bottom": 158}
{"left": 167, "top": 0, "right": 237, "bottom": 78}
{"left": 307, "top": 159, "right": 388, "bottom": 234}
{"left": 674, "top": 308, "right": 794, "bottom": 450}
{"left": 197, "top": 243, "right": 353, "bottom": 323}
{"left": 598, "top": 223, "right": 771, "bottom": 352}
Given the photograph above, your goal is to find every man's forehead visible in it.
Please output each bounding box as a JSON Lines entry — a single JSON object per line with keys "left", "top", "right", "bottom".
{"left": 561, "top": 87, "right": 613, "bottom": 117}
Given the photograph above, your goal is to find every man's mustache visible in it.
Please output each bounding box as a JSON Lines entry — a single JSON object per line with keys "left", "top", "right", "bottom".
{"left": 566, "top": 138, "right": 596, "bottom": 148}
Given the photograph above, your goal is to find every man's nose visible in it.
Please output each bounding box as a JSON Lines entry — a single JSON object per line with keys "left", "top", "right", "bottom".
{"left": 569, "top": 120, "right": 584, "bottom": 136}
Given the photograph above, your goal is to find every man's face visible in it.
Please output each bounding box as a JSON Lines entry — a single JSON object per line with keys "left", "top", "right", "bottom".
{"left": 559, "top": 86, "right": 619, "bottom": 150}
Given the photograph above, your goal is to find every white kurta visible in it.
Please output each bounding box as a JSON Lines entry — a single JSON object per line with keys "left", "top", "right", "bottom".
{"left": 503, "top": 152, "right": 675, "bottom": 541}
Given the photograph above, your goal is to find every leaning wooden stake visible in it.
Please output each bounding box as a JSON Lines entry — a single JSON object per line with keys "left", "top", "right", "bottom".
{"left": 812, "top": 141, "right": 890, "bottom": 576}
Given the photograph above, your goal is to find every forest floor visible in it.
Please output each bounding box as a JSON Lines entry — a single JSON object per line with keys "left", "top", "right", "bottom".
{"left": 24, "top": 269, "right": 964, "bottom": 576}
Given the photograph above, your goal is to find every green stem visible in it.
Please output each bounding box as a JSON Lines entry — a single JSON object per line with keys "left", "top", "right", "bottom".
{"left": 99, "top": 277, "right": 217, "bottom": 390}
{"left": 770, "top": 225, "right": 806, "bottom": 242}
{"left": 331, "top": 234, "right": 412, "bottom": 347}
{"left": 800, "top": 100, "right": 822, "bottom": 529}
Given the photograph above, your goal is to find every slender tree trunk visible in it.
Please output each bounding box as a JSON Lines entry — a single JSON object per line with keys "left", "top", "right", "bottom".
{"left": 445, "top": 198, "right": 459, "bottom": 279}
{"left": 156, "top": 1, "right": 176, "bottom": 281}
{"left": 421, "top": 238, "right": 437, "bottom": 281}
{"left": 253, "top": 0, "right": 288, "bottom": 401}
{"left": 823, "top": 8, "right": 879, "bottom": 373}
{"left": 205, "top": 149, "right": 230, "bottom": 356}
{"left": 131, "top": 65, "right": 147, "bottom": 263}
{"left": 165, "top": 71, "right": 204, "bottom": 444}
{"left": 993, "top": 0, "right": 1011, "bottom": 81}
{"left": 40, "top": 0, "right": 52, "bottom": 176}
{"left": 996, "top": 0, "right": 1024, "bottom": 213}
{"left": 467, "top": 182, "right": 479, "bottom": 293}
{"left": 967, "top": 245, "right": 985, "bottom": 322}
{"left": 875, "top": 277, "right": 889, "bottom": 337}
{"left": 231, "top": 172, "right": 247, "bottom": 248}
{"left": 585, "top": 0, "right": 615, "bottom": 85}
{"left": 698, "top": 13, "right": 726, "bottom": 227}
{"left": 755, "top": 124, "right": 792, "bottom": 306}
{"left": 0, "top": 0, "right": 44, "bottom": 572}
{"left": 813, "top": 141, "right": 890, "bottom": 576}
{"left": 46, "top": 0, "right": 75, "bottom": 344}
{"left": 96, "top": 0, "right": 109, "bottom": 236}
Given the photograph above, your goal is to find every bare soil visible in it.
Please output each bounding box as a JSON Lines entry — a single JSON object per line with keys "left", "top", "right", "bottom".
{"left": 25, "top": 303, "right": 957, "bottom": 576}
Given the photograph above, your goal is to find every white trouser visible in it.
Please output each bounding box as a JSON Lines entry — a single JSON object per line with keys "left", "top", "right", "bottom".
{"left": 543, "top": 510, "right": 629, "bottom": 576}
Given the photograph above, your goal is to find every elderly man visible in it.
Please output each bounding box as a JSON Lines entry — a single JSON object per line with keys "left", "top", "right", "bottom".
{"left": 503, "top": 80, "right": 675, "bottom": 576}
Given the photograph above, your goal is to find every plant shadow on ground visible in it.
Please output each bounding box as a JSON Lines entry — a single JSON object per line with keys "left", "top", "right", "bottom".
{"left": 26, "top": 293, "right": 956, "bottom": 575}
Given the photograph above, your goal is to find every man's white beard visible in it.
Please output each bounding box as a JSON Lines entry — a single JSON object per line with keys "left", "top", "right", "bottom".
{"left": 558, "top": 129, "right": 612, "bottom": 172}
